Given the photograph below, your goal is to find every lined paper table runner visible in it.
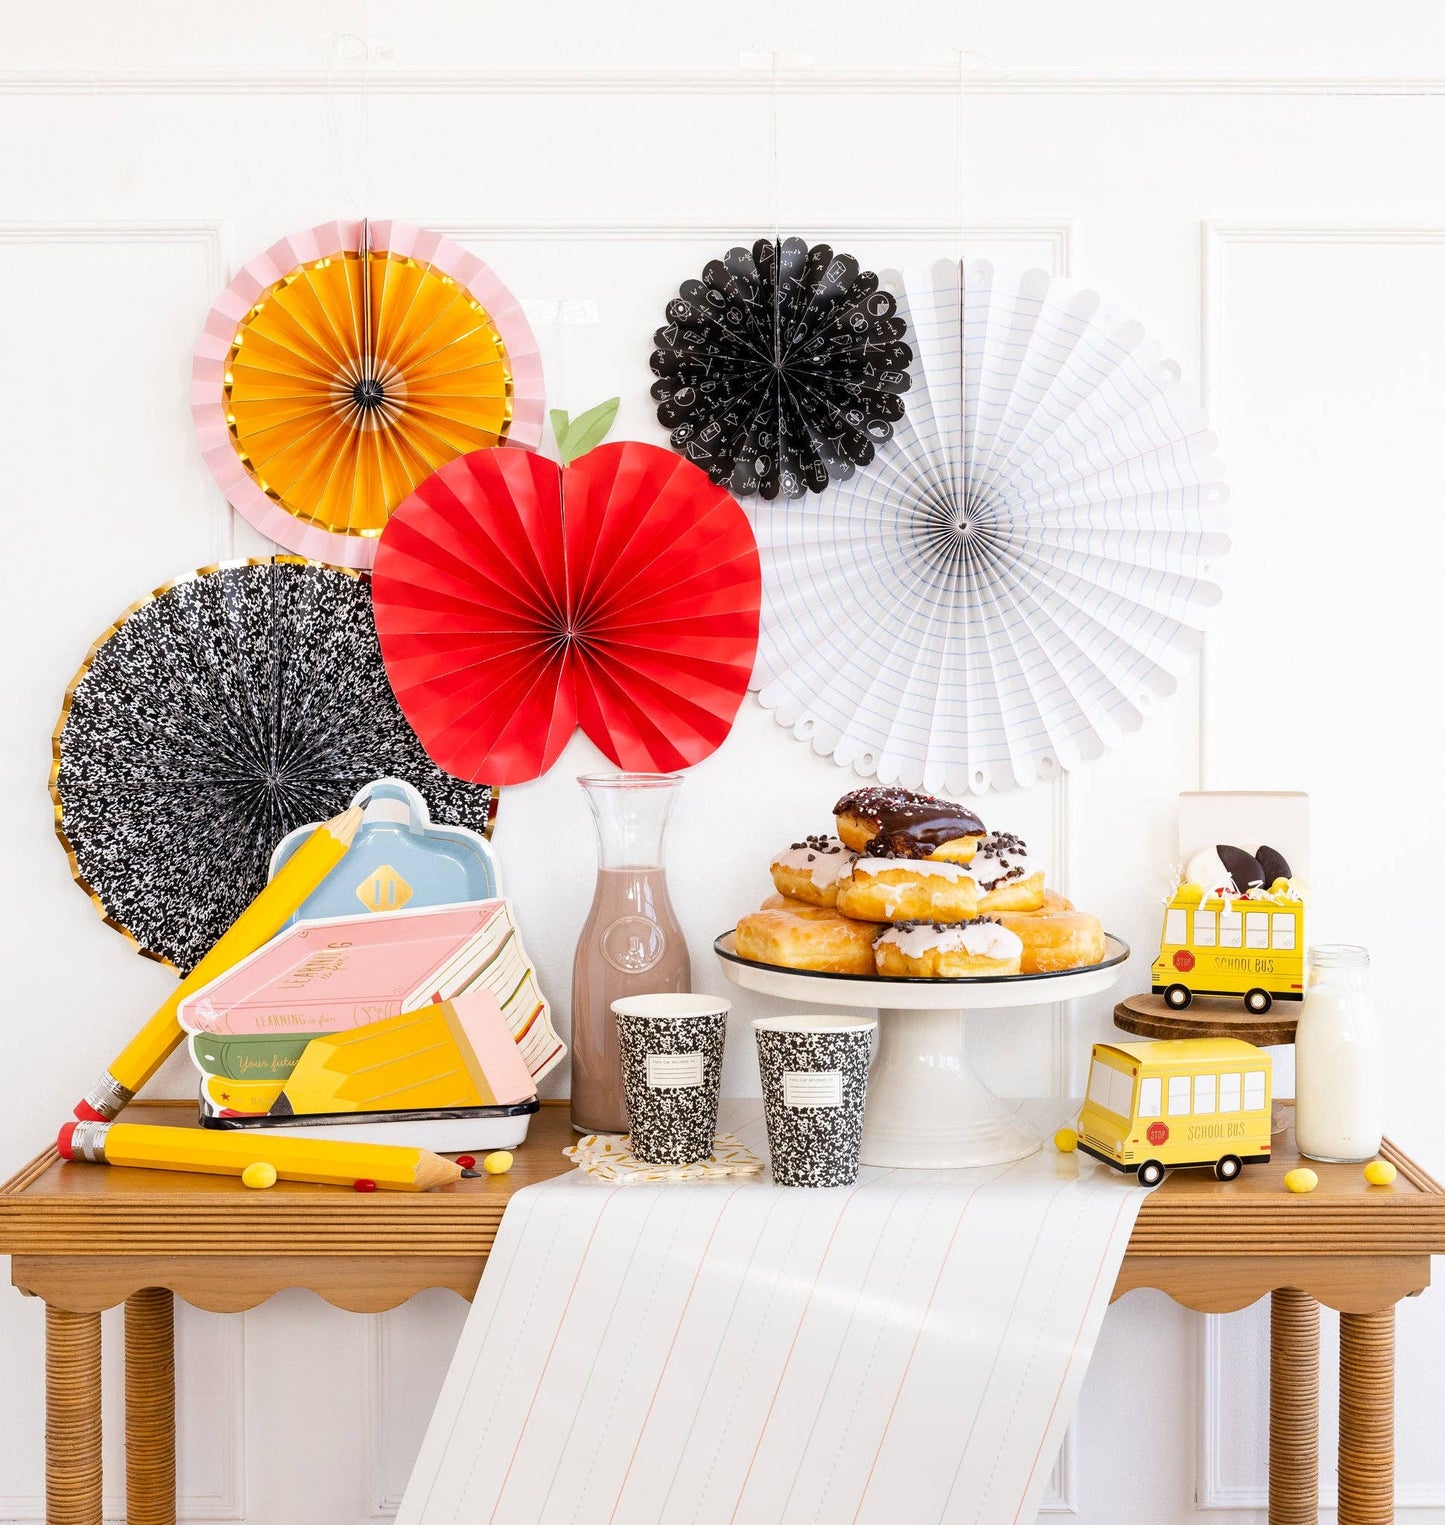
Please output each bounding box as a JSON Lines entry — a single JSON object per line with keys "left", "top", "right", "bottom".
{"left": 400, "top": 1099, "right": 1147, "bottom": 1524}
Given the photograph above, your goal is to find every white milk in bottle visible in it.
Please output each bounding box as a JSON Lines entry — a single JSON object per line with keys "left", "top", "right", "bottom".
{"left": 1294, "top": 944, "right": 1382, "bottom": 1163}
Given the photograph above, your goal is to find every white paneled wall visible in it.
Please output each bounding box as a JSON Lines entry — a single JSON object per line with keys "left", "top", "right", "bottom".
{"left": 1, "top": 5, "right": 1443, "bottom": 1520}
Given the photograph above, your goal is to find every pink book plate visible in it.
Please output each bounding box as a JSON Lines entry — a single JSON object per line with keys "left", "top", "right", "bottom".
{"left": 179, "top": 903, "right": 505, "bottom": 1036}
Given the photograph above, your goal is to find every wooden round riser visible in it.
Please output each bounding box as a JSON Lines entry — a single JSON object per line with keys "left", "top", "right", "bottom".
{"left": 1115, "top": 991, "right": 1300, "bottom": 1046}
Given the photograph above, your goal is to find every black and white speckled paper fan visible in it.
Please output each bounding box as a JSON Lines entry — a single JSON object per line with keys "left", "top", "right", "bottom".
{"left": 649, "top": 236, "right": 912, "bottom": 499}
{"left": 51, "top": 557, "right": 495, "bottom": 973}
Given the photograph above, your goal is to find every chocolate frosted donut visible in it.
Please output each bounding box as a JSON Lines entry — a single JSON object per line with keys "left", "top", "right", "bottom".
{"left": 833, "top": 786, "right": 986, "bottom": 862}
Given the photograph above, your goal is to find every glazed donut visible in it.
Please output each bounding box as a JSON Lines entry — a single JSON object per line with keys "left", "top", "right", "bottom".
{"left": 835, "top": 856, "right": 982, "bottom": 923}
{"left": 873, "top": 918, "right": 1023, "bottom": 978}
{"left": 734, "top": 905, "right": 880, "bottom": 975}
{"left": 833, "top": 787, "right": 985, "bottom": 863}
{"left": 769, "top": 835, "right": 858, "bottom": 907}
{"left": 994, "top": 905, "right": 1105, "bottom": 973}
{"left": 968, "top": 832, "right": 1046, "bottom": 913}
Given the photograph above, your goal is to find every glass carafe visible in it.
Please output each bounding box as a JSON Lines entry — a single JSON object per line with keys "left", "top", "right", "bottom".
{"left": 1295, "top": 944, "right": 1383, "bottom": 1163}
{"left": 570, "top": 773, "right": 691, "bottom": 1134}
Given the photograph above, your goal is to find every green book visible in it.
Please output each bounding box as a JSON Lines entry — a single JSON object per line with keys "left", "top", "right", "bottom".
{"left": 189, "top": 1033, "right": 314, "bottom": 1082}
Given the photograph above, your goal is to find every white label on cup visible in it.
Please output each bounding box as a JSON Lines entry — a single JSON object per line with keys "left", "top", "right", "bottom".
{"left": 783, "top": 1071, "right": 843, "bottom": 1108}
{"left": 646, "top": 1052, "right": 704, "bottom": 1089}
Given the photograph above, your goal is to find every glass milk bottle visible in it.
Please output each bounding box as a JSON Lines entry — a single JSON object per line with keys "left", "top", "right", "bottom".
{"left": 1294, "top": 945, "right": 1383, "bottom": 1163}
{"left": 570, "top": 773, "right": 691, "bottom": 1134}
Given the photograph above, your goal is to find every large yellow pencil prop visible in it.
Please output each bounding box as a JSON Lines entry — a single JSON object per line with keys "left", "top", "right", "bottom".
{"left": 74, "top": 803, "right": 365, "bottom": 1121}
{"left": 58, "top": 1120, "right": 464, "bottom": 1192}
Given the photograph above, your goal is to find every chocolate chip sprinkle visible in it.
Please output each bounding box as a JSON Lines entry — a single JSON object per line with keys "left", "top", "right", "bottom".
{"left": 971, "top": 831, "right": 1032, "bottom": 890}
{"left": 786, "top": 834, "right": 847, "bottom": 856}
{"left": 878, "top": 915, "right": 1001, "bottom": 941}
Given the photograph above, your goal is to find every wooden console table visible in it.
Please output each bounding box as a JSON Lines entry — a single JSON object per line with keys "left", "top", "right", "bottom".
{"left": 2, "top": 1099, "right": 1441, "bottom": 1525}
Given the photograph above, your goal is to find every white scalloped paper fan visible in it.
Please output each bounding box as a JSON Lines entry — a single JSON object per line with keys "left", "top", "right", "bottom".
{"left": 748, "top": 258, "right": 1230, "bottom": 793}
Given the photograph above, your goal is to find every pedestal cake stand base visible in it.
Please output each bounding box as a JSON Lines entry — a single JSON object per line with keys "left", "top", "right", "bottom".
{"left": 715, "top": 933, "right": 1129, "bottom": 1169}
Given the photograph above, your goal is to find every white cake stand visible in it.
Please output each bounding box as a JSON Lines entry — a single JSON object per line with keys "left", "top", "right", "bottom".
{"left": 715, "top": 932, "right": 1129, "bottom": 1169}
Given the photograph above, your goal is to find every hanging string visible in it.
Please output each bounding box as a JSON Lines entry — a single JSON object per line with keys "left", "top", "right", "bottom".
{"left": 324, "top": 32, "right": 373, "bottom": 218}
{"left": 768, "top": 51, "right": 782, "bottom": 248}
{"left": 953, "top": 47, "right": 967, "bottom": 260}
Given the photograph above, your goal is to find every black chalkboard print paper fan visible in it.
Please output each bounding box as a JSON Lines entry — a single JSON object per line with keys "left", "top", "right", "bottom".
{"left": 649, "top": 237, "right": 912, "bottom": 500}
{"left": 748, "top": 259, "right": 1230, "bottom": 794}
{"left": 50, "top": 558, "right": 496, "bottom": 973}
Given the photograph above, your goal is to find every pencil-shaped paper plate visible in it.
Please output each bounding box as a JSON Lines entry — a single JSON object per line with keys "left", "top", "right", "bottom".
{"left": 272, "top": 989, "right": 535, "bottom": 1117}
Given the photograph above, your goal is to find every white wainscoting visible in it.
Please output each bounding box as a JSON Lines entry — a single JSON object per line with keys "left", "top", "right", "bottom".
{"left": 2, "top": 9, "right": 1443, "bottom": 1521}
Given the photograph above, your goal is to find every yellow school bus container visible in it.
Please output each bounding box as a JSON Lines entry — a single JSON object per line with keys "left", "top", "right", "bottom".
{"left": 1078, "top": 1038, "right": 1272, "bottom": 1186}
{"left": 1151, "top": 883, "right": 1304, "bottom": 1014}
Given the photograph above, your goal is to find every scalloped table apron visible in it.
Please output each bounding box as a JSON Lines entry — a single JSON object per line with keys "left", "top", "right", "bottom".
{"left": 399, "top": 1098, "right": 1147, "bottom": 1525}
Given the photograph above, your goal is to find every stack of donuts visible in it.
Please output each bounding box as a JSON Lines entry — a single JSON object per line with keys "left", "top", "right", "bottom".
{"left": 734, "top": 787, "right": 1106, "bottom": 979}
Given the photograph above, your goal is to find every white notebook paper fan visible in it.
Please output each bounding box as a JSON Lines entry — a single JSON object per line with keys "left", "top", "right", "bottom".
{"left": 748, "top": 258, "right": 1230, "bottom": 793}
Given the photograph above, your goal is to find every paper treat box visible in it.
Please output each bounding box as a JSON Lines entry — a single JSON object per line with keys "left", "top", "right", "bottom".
{"left": 1078, "top": 1038, "right": 1273, "bottom": 1186}
{"left": 1150, "top": 792, "right": 1308, "bottom": 1014}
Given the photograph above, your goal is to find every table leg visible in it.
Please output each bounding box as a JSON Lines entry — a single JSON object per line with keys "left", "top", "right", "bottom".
{"left": 1338, "top": 1308, "right": 1394, "bottom": 1525}
{"left": 1269, "top": 1288, "right": 1319, "bottom": 1524}
{"left": 124, "top": 1289, "right": 176, "bottom": 1525}
{"left": 45, "top": 1304, "right": 102, "bottom": 1525}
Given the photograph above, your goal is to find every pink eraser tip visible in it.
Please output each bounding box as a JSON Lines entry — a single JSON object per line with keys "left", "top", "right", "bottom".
{"left": 73, "top": 1100, "right": 105, "bottom": 1122}
{"left": 57, "top": 1122, "right": 78, "bottom": 1159}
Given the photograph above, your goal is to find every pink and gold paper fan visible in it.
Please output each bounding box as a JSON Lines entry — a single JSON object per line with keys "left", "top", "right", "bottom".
{"left": 372, "top": 441, "right": 762, "bottom": 784}
{"left": 191, "top": 219, "right": 544, "bottom": 568}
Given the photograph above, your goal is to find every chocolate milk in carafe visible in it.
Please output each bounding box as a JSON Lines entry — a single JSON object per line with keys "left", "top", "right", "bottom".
{"left": 570, "top": 773, "right": 691, "bottom": 1133}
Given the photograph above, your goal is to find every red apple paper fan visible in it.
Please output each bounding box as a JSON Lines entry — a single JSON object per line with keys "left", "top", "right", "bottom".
{"left": 372, "top": 441, "right": 762, "bottom": 784}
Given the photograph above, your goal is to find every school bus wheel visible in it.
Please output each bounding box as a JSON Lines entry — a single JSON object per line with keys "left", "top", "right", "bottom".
{"left": 1137, "top": 1159, "right": 1166, "bottom": 1187}
{"left": 1244, "top": 987, "right": 1272, "bottom": 1015}
{"left": 1164, "top": 983, "right": 1192, "bottom": 1010}
{"left": 1214, "top": 1154, "right": 1243, "bottom": 1182}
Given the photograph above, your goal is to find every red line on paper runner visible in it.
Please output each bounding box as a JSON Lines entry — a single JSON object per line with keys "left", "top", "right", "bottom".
{"left": 1009, "top": 1193, "right": 1133, "bottom": 1524}
{"left": 851, "top": 1154, "right": 1032, "bottom": 1523}
{"left": 486, "top": 1190, "right": 620, "bottom": 1523}
{"left": 727, "top": 1173, "right": 899, "bottom": 1524}
{"left": 605, "top": 1190, "right": 743, "bottom": 1523}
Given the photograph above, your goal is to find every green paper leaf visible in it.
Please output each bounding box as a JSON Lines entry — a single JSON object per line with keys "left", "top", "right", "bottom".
{"left": 559, "top": 397, "right": 620, "bottom": 466}
{"left": 550, "top": 408, "right": 570, "bottom": 454}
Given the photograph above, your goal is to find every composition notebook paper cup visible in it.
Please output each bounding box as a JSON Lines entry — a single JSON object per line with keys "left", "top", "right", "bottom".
{"left": 753, "top": 1015, "right": 877, "bottom": 1187}
{"left": 612, "top": 994, "right": 730, "bottom": 1166}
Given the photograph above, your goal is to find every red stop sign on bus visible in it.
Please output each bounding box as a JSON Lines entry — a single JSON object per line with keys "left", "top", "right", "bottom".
{"left": 1147, "top": 1121, "right": 1169, "bottom": 1146}
{"left": 1173, "top": 949, "right": 1196, "bottom": 972}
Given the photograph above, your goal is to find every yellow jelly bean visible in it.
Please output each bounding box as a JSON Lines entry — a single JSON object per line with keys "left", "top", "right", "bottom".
{"left": 242, "top": 1161, "right": 278, "bottom": 1190}
{"left": 482, "top": 1150, "right": 514, "bottom": 1175}
{"left": 1053, "top": 1127, "right": 1078, "bottom": 1154}
{"left": 1284, "top": 1167, "right": 1318, "bottom": 1194}
{"left": 1364, "top": 1159, "right": 1397, "bottom": 1186}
